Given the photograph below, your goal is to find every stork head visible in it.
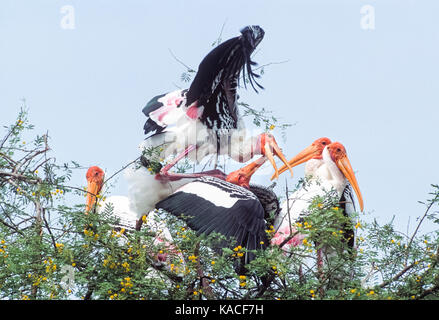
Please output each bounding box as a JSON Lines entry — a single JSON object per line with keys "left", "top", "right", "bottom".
{"left": 272, "top": 137, "right": 332, "bottom": 180}
{"left": 255, "top": 133, "right": 294, "bottom": 180}
{"left": 226, "top": 156, "right": 266, "bottom": 189}
{"left": 326, "top": 142, "right": 364, "bottom": 212}
{"left": 85, "top": 166, "right": 105, "bottom": 214}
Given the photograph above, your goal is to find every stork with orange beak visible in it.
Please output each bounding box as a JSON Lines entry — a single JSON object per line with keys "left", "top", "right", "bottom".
{"left": 85, "top": 166, "right": 183, "bottom": 266}
{"left": 156, "top": 155, "right": 281, "bottom": 266}
{"left": 270, "top": 138, "right": 364, "bottom": 253}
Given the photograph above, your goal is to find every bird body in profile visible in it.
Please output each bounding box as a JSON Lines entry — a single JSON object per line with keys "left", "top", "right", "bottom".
{"left": 271, "top": 138, "right": 363, "bottom": 253}
{"left": 156, "top": 156, "right": 280, "bottom": 266}
{"left": 140, "top": 26, "right": 293, "bottom": 180}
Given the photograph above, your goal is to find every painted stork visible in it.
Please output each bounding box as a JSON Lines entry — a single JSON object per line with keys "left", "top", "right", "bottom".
{"left": 270, "top": 138, "right": 364, "bottom": 255}
{"left": 140, "top": 25, "right": 293, "bottom": 181}
{"left": 155, "top": 155, "right": 280, "bottom": 266}
{"left": 85, "top": 166, "right": 182, "bottom": 266}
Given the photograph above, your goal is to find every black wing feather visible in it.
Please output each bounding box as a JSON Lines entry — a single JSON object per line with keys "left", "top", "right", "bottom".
{"left": 339, "top": 185, "right": 356, "bottom": 250}
{"left": 155, "top": 178, "right": 268, "bottom": 262}
{"left": 186, "top": 26, "right": 265, "bottom": 131}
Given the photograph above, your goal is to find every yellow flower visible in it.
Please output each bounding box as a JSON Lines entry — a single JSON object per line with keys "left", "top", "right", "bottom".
{"left": 239, "top": 282, "right": 246, "bottom": 287}
{"left": 269, "top": 124, "right": 275, "bottom": 131}
{"left": 310, "top": 289, "right": 315, "bottom": 294}
{"left": 239, "top": 275, "right": 246, "bottom": 280}
{"left": 317, "top": 203, "right": 323, "bottom": 209}
{"left": 211, "top": 261, "right": 215, "bottom": 265}
{"left": 350, "top": 289, "right": 357, "bottom": 294}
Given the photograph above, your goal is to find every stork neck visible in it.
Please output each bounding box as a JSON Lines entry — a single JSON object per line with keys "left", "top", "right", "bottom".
{"left": 322, "top": 147, "right": 346, "bottom": 192}
{"left": 305, "top": 158, "right": 324, "bottom": 178}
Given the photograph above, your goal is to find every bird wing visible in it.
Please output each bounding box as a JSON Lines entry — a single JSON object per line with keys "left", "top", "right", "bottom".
{"left": 142, "top": 89, "right": 189, "bottom": 136}
{"left": 186, "top": 26, "right": 264, "bottom": 132}
{"left": 155, "top": 176, "right": 268, "bottom": 264}
{"left": 249, "top": 184, "right": 280, "bottom": 226}
{"left": 339, "top": 184, "right": 356, "bottom": 249}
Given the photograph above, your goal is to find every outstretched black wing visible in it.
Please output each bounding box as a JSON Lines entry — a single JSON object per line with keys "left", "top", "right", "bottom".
{"left": 187, "top": 25, "right": 265, "bottom": 132}
{"left": 155, "top": 176, "right": 268, "bottom": 265}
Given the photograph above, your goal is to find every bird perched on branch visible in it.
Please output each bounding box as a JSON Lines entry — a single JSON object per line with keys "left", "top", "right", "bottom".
{"left": 140, "top": 25, "right": 293, "bottom": 181}
{"left": 155, "top": 156, "right": 280, "bottom": 267}
{"left": 270, "top": 138, "right": 363, "bottom": 273}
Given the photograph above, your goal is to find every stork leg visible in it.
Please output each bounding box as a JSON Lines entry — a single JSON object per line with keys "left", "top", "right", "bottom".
{"left": 159, "top": 144, "right": 197, "bottom": 175}
{"left": 155, "top": 144, "right": 227, "bottom": 181}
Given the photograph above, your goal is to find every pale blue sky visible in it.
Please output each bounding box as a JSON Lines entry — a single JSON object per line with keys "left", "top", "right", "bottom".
{"left": 1, "top": 1, "right": 438, "bottom": 234}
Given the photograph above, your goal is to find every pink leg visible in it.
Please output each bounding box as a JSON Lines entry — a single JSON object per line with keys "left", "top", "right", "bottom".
{"left": 159, "top": 144, "right": 197, "bottom": 174}
{"left": 156, "top": 145, "right": 227, "bottom": 181}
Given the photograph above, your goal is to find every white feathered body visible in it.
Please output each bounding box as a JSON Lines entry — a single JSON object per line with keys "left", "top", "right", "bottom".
{"left": 139, "top": 90, "right": 259, "bottom": 165}
{"left": 271, "top": 148, "right": 348, "bottom": 251}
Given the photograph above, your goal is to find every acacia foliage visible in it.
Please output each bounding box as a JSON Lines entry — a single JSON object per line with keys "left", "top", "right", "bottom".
{"left": 0, "top": 108, "right": 438, "bottom": 300}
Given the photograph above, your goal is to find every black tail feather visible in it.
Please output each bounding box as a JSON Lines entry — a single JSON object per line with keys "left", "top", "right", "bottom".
{"left": 186, "top": 25, "right": 265, "bottom": 106}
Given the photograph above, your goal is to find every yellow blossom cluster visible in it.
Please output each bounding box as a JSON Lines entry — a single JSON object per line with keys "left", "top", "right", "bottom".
{"left": 265, "top": 225, "right": 275, "bottom": 235}
{"left": 232, "top": 245, "right": 244, "bottom": 258}
{"left": 188, "top": 254, "right": 198, "bottom": 263}
{"left": 51, "top": 189, "right": 64, "bottom": 196}
{"left": 83, "top": 228, "right": 99, "bottom": 240}
{"left": 55, "top": 242, "right": 64, "bottom": 253}
{"left": 238, "top": 275, "right": 246, "bottom": 287}
{"left": 0, "top": 240, "right": 8, "bottom": 258}
{"left": 119, "top": 277, "right": 134, "bottom": 295}
{"left": 43, "top": 257, "right": 57, "bottom": 273}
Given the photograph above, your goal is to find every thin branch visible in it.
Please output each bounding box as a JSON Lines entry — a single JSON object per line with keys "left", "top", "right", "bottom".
{"left": 378, "top": 262, "right": 416, "bottom": 289}
{"left": 405, "top": 193, "right": 439, "bottom": 265}
{"left": 168, "top": 49, "right": 195, "bottom": 72}
{"left": 103, "top": 157, "right": 140, "bottom": 186}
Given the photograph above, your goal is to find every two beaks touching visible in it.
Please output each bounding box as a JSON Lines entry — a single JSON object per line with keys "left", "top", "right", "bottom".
{"left": 85, "top": 137, "right": 363, "bottom": 216}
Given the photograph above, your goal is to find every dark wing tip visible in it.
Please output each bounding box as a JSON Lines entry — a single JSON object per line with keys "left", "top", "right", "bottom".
{"left": 238, "top": 25, "right": 265, "bottom": 92}
{"left": 240, "top": 25, "right": 265, "bottom": 49}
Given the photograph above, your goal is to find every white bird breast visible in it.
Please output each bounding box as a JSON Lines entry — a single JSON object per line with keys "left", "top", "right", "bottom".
{"left": 175, "top": 181, "right": 241, "bottom": 209}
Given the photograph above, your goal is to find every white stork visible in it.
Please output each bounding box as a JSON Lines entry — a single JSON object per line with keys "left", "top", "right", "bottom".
{"left": 85, "top": 166, "right": 183, "bottom": 266}
{"left": 270, "top": 138, "right": 363, "bottom": 263}
{"left": 140, "top": 25, "right": 293, "bottom": 181}
{"left": 155, "top": 156, "right": 280, "bottom": 267}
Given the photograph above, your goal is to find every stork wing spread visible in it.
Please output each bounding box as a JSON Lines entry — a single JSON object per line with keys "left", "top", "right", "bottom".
{"left": 142, "top": 25, "right": 265, "bottom": 136}
{"left": 155, "top": 176, "right": 268, "bottom": 264}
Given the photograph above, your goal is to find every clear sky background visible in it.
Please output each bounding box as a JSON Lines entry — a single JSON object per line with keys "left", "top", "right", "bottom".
{"left": 1, "top": 1, "right": 438, "bottom": 234}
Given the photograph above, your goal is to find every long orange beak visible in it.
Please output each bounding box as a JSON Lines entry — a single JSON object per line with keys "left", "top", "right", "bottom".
{"left": 336, "top": 155, "right": 364, "bottom": 212}
{"left": 226, "top": 156, "right": 266, "bottom": 188}
{"left": 271, "top": 143, "right": 322, "bottom": 181}
{"left": 85, "top": 180, "right": 101, "bottom": 214}
{"left": 264, "top": 138, "right": 294, "bottom": 180}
